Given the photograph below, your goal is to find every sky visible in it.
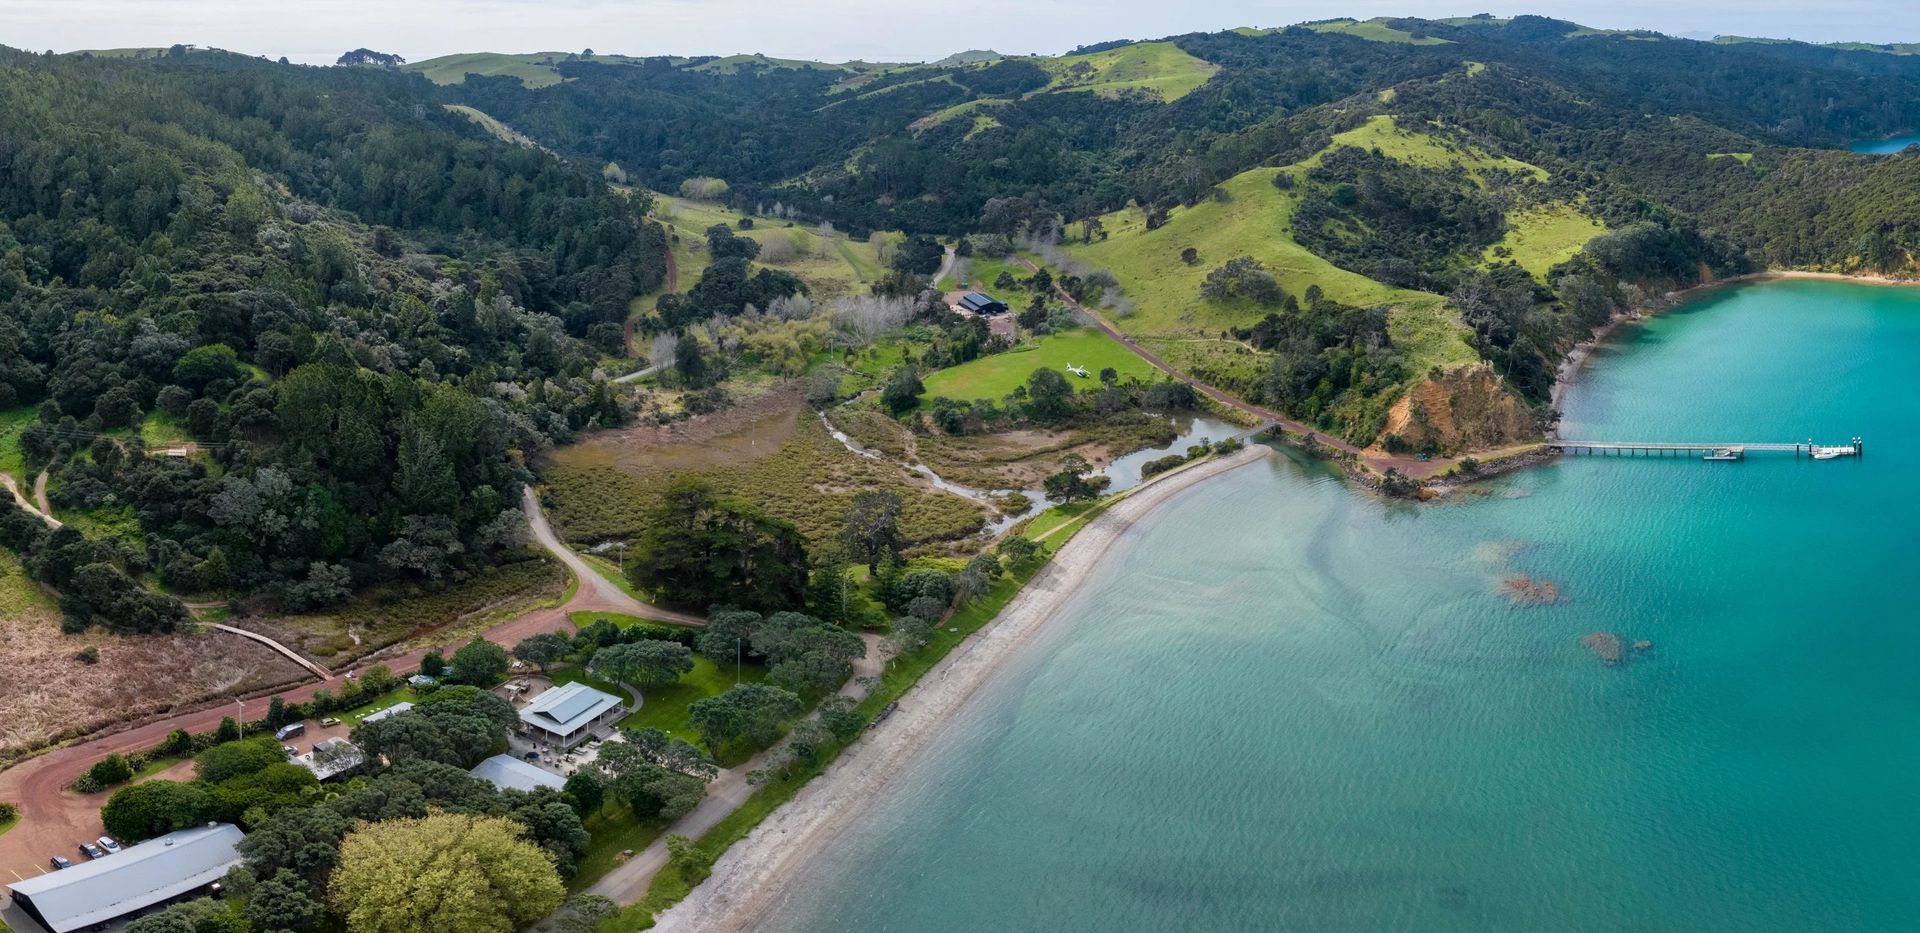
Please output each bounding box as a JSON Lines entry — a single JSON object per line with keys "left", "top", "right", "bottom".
{"left": 1, "top": 1, "right": 1915, "bottom": 65}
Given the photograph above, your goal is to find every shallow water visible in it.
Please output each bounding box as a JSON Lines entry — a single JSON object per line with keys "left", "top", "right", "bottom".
{"left": 771, "top": 280, "right": 1920, "bottom": 932}
{"left": 1850, "top": 134, "right": 1920, "bottom": 155}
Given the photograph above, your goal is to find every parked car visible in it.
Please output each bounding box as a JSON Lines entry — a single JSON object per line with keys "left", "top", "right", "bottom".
{"left": 282, "top": 745, "right": 298, "bottom": 757}
{"left": 97, "top": 836, "right": 121, "bottom": 853}
{"left": 50, "top": 855, "right": 72, "bottom": 870}
{"left": 275, "top": 722, "right": 306, "bottom": 740}
{"left": 319, "top": 717, "right": 341, "bottom": 727}
{"left": 78, "top": 842, "right": 104, "bottom": 859}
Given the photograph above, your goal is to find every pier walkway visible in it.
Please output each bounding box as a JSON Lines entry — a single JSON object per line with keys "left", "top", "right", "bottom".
{"left": 1548, "top": 438, "right": 1862, "bottom": 458}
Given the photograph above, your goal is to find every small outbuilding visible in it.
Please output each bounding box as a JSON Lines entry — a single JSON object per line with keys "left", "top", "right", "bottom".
{"left": 518, "top": 681, "right": 625, "bottom": 750}
{"left": 470, "top": 754, "right": 567, "bottom": 793}
{"left": 4, "top": 823, "right": 244, "bottom": 933}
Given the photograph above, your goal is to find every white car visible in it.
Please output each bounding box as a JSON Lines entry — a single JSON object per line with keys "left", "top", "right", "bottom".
{"left": 97, "top": 836, "right": 122, "bottom": 854}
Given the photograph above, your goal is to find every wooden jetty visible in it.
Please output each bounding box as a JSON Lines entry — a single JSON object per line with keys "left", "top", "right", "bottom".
{"left": 1548, "top": 437, "right": 1862, "bottom": 459}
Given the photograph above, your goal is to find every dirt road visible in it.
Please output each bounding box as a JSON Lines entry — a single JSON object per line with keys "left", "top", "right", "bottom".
{"left": 0, "top": 487, "right": 695, "bottom": 885}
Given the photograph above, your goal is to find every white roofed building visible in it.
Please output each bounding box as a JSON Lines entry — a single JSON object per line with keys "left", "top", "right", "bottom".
{"left": 517, "top": 681, "right": 624, "bottom": 750}
{"left": 470, "top": 754, "right": 567, "bottom": 793}
{"left": 4, "top": 823, "right": 244, "bottom": 933}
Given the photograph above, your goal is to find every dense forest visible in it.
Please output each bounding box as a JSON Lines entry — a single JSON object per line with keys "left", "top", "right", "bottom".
{"left": 8, "top": 14, "right": 1920, "bottom": 614}
{"left": 0, "top": 46, "right": 668, "bottom": 626}
{"left": 441, "top": 16, "right": 1920, "bottom": 256}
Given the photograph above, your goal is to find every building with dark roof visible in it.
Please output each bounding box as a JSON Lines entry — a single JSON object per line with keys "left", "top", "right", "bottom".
{"left": 4, "top": 823, "right": 243, "bottom": 933}
{"left": 953, "top": 291, "right": 1009, "bottom": 315}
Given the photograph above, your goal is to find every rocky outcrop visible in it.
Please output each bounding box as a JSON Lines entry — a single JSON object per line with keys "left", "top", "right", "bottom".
{"left": 1375, "top": 362, "right": 1538, "bottom": 456}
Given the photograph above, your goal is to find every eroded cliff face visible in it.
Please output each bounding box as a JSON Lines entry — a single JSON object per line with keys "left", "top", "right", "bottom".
{"left": 1375, "top": 363, "right": 1539, "bottom": 455}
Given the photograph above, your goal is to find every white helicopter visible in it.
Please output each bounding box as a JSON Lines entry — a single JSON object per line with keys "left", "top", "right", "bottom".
{"left": 1066, "top": 363, "right": 1091, "bottom": 378}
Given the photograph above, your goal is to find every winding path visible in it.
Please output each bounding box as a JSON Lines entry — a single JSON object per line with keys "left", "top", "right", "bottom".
{"left": 1, "top": 473, "right": 58, "bottom": 529}
{"left": 0, "top": 486, "right": 695, "bottom": 885}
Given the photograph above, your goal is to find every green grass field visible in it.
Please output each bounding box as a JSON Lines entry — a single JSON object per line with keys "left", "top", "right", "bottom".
{"left": 0, "top": 405, "right": 35, "bottom": 483}
{"left": 920, "top": 328, "right": 1160, "bottom": 402}
{"left": 1063, "top": 115, "right": 1541, "bottom": 381}
{"left": 405, "top": 52, "right": 665, "bottom": 88}
{"left": 651, "top": 195, "right": 892, "bottom": 300}
{"left": 580, "top": 627, "right": 768, "bottom": 740}
{"left": 1068, "top": 166, "right": 1421, "bottom": 334}
{"left": 1322, "top": 115, "right": 1546, "bottom": 182}
{"left": 688, "top": 54, "right": 860, "bottom": 75}
{"left": 939, "top": 255, "right": 1025, "bottom": 292}
{"left": 335, "top": 686, "right": 420, "bottom": 724}
{"left": 1487, "top": 203, "right": 1608, "bottom": 281}
{"left": 1034, "top": 41, "right": 1220, "bottom": 102}
{"left": 1306, "top": 18, "right": 1454, "bottom": 44}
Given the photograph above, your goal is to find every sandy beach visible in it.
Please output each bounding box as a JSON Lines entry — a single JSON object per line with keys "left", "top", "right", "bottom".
{"left": 648, "top": 444, "right": 1272, "bottom": 933}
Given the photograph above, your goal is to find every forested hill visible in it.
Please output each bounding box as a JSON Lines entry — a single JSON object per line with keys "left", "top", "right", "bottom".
{"left": 436, "top": 15, "right": 1920, "bottom": 250}
{"left": 424, "top": 15, "right": 1920, "bottom": 448}
{"left": 0, "top": 46, "right": 667, "bottom": 630}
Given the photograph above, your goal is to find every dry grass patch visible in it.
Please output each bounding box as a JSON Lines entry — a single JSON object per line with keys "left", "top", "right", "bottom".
{"left": 257, "top": 553, "right": 566, "bottom": 666}
{"left": 546, "top": 390, "right": 985, "bottom": 549}
{"left": 0, "top": 552, "right": 304, "bottom": 762}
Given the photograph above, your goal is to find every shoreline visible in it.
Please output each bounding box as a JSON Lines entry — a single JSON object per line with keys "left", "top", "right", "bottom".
{"left": 647, "top": 444, "right": 1272, "bottom": 933}
{"left": 1548, "top": 268, "right": 1920, "bottom": 414}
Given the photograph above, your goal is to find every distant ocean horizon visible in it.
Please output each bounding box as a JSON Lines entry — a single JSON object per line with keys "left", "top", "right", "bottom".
{"left": 764, "top": 278, "right": 1920, "bottom": 932}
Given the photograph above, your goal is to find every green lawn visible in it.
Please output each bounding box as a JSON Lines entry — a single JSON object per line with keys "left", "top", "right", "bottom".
{"left": 574, "top": 803, "right": 667, "bottom": 889}
{"left": 1034, "top": 41, "right": 1220, "bottom": 102}
{"left": 0, "top": 405, "right": 37, "bottom": 483}
{"left": 620, "top": 655, "right": 766, "bottom": 739}
{"left": 1306, "top": 18, "right": 1454, "bottom": 44}
{"left": 920, "top": 328, "right": 1159, "bottom": 403}
{"left": 1486, "top": 203, "right": 1608, "bottom": 281}
{"left": 336, "top": 687, "right": 420, "bottom": 724}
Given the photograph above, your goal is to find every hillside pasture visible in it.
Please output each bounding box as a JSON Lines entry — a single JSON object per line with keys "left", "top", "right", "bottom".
{"left": 921, "top": 328, "right": 1158, "bottom": 403}
{"left": 1486, "top": 203, "right": 1608, "bottom": 281}
{"left": 1034, "top": 41, "right": 1219, "bottom": 102}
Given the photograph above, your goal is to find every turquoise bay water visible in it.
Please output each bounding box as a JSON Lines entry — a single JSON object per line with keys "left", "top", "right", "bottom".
{"left": 1851, "top": 134, "right": 1920, "bottom": 154}
{"left": 772, "top": 280, "right": 1920, "bottom": 932}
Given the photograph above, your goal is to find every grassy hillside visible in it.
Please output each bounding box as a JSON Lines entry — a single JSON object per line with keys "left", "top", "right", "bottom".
{"left": 690, "top": 54, "right": 863, "bottom": 74}
{"left": 1306, "top": 19, "right": 1453, "bottom": 45}
{"left": 1033, "top": 42, "right": 1220, "bottom": 102}
{"left": 1323, "top": 115, "right": 1546, "bottom": 181}
{"left": 1486, "top": 204, "right": 1608, "bottom": 281}
{"left": 405, "top": 51, "right": 660, "bottom": 87}
{"left": 651, "top": 195, "right": 891, "bottom": 300}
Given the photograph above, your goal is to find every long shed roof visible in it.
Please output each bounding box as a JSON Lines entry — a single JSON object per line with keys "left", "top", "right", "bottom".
{"left": 5, "top": 823, "right": 244, "bottom": 933}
